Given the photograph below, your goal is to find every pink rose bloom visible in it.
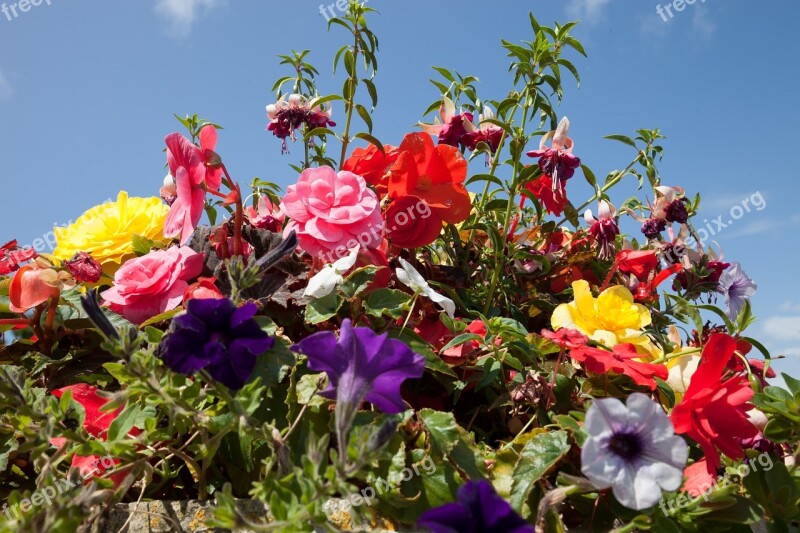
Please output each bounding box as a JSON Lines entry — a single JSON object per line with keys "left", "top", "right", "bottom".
{"left": 282, "top": 166, "right": 382, "bottom": 260}
{"left": 101, "top": 247, "right": 204, "bottom": 324}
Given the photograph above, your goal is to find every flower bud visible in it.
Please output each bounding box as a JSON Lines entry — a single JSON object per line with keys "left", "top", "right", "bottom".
{"left": 65, "top": 252, "right": 103, "bottom": 284}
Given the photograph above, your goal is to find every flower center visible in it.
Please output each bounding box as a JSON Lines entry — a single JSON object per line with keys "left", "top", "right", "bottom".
{"left": 417, "top": 174, "right": 433, "bottom": 192}
{"left": 608, "top": 432, "right": 642, "bottom": 460}
{"left": 210, "top": 332, "right": 229, "bottom": 345}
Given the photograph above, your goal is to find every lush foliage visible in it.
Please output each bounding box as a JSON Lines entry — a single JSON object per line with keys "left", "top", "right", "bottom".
{"left": 1, "top": 3, "right": 798, "bottom": 532}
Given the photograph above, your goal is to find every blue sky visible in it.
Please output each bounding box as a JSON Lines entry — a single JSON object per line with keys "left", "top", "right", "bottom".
{"left": 1, "top": 0, "right": 799, "bottom": 378}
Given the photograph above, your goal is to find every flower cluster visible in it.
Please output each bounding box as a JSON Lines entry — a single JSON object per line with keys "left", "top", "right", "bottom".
{"left": 1, "top": 6, "right": 795, "bottom": 533}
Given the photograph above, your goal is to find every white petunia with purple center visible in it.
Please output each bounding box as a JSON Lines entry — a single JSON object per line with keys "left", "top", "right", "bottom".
{"left": 581, "top": 393, "right": 688, "bottom": 510}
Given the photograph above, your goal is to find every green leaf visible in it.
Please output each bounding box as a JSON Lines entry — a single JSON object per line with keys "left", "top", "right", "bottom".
{"left": 603, "top": 134, "right": 637, "bottom": 148}
{"left": 304, "top": 291, "right": 343, "bottom": 324}
{"left": 509, "top": 430, "right": 570, "bottom": 515}
{"left": 365, "top": 289, "right": 410, "bottom": 320}
{"left": 108, "top": 403, "right": 153, "bottom": 442}
{"left": 340, "top": 265, "right": 380, "bottom": 299}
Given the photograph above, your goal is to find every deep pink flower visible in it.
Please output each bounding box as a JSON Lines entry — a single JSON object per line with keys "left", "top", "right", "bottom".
{"left": 585, "top": 200, "right": 619, "bottom": 260}
{"left": 101, "top": 247, "right": 204, "bottom": 324}
{"left": 245, "top": 196, "right": 285, "bottom": 233}
{"left": 266, "top": 94, "right": 336, "bottom": 153}
{"left": 461, "top": 106, "right": 504, "bottom": 154}
{"left": 163, "top": 125, "right": 221, "bottom": 244}
{"left": 282, "top": 166, "right": 382, "bottom": 260}
{"left": 527, "top": 117, "right": 581, "bottom": 192}
{"left": 419, "top": 96, "right": 474, "bottom": 148}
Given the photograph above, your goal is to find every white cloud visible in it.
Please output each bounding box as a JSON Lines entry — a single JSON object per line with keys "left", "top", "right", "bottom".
{"left": 692, "top": 6, "right": 716, "bottom": 38}
{"left": 761, "top": 316, "right": 800, "bottom": 342}
{"left": 154, "top": 0, "right": 224, "bottom": 38}
{"left": 780, "top": 302, "right": 800, "bottom": 313}
{"left": 0, "top": 68, "right": 12, "bottom": 101}
{"left": 565, "top": 0, "right": 611, "bottom": 24}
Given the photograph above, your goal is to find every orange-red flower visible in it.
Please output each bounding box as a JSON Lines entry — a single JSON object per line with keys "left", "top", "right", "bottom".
{"left": 670, "top": 333, "right": 759, "bottom": 474}
{"left": 385, "top": 195, "right": 442, "bottom": 248}
{"left": 343, "top": 144, "right": 399, "bottom": 197}
{"left": 9, "top": 262, "right": 59, "bottom": 313}
{"left": 388, "top": 133, "right": 471, "bottom": 225}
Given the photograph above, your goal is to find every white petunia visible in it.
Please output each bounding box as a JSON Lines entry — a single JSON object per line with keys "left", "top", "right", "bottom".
{"left": 581, "top": 393, "right": 688, "bottom": 510}
{"left": 304, "top": 247, "right": 360, "bottom": 299}
{"left": 396, "top": 258, "right": 455, "bottom": 319}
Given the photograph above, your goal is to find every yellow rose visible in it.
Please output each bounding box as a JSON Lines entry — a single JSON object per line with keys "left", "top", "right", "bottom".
{"left": 551, "top": 280, "right": 660, "bottom": 357}
{"left": 53, "top": 191, "right": 170, "bottom": 275}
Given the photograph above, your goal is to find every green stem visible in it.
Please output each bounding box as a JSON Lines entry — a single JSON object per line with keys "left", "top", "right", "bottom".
{"left": 557, "top": 149, "right": 647, "bottom": 226}
{"left": 338, "top": 30, "right": 361, "bottom": 169}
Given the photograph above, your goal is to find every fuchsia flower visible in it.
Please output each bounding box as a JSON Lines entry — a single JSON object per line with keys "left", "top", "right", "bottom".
{"left": 419, "top": 96, "right": 474, "bottom": 148}
{"left": 163, "top": 125, "right": 222, "bottom": 244}
{"left": 266, "top": 94, "right": 335, "bottom": 153}
{"left": 527, "top": 117, "right": 581, "bottom": 193}
{"left": 461, "top": 105, "right": 504, "bottom": 154}
{"left": 651, "top": 185, "right": 688, "bottom": 224}
{"left": 101, "top": 247, "right": 204, "bottom": 324}
{"left": 585, "top": 200, "right": 619, "bottom": 259}
{"left": 282, "top": 166, "right": 382, "bottom": 260}
{"left": 244, "top": 195, "right": 285, "bottom": 233}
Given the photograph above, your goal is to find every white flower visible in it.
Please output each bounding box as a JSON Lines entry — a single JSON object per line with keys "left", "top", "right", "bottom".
{"left": 396, "top": 258, "right": 455, "bottom": 318}
{"left": 304, "top": 247, "right": 360, "bottom": 299}
{"left": 581, "top": 393, "right": 688, "bottom": 510}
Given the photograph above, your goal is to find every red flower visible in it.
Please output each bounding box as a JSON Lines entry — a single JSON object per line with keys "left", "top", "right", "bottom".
{"left": 670, "top": 334, "right": 759, "bottom": 473}
{"left": 442, "top": 320, "right": 488, "bottom": 366}
{"left": 0, "top": 240, "right": 37, "bottom": 275}
{"left": 569, "top": 344, "right": 668, "bottom": 390}
{"left": 524, "top": 175, "right": 567, "bottom": 216}
{"left": 184, "top": 277, "right": 225, "bottom": 304}
{"left": 343, "top": 144, "right": 399, "bottom": 196}
{"left": 385, "top": 195, "right": 442, "bottom": 248}
{"left": 541, "top": 328, "right": 589, "bottom": 350}
{"left": 388, "top": 133, "right": 472, "bottom": 225}
{"left": 64, "top": 252, "right": 103, "bottom": 284}
{"left": 616, "top": 250, "right": 659, "bottom": 283}
{"left": 680, "top": 459, "right": 717, "bottom": 498}
{"left": 51, "top": 384, "right": 140, "bottom": 486}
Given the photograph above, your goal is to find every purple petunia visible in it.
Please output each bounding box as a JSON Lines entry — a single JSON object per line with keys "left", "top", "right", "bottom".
{"left": 292, "top": 319, "right": 425, "bottom": 414}
{"left": 717, "top": 262, "right": 757, "bottom": 321}
{"left": 159, "top": 298, "right": 274, "bottom": 390}
{"left": 417, "top": 480, "right": 534, "bottom": 533}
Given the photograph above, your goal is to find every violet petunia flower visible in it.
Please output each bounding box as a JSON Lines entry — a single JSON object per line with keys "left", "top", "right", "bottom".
{"left": 292, "top": 319, "right": 425, "bottom": 414}
{"left": 717, "top": 262, "right": 757, "bottom": 321}
{"left": 581, "top": 393, "right": 688, "bottom": 511}
{"left": 158, "top": 298, "right": 274, "bottom": 390}
{"left": 417, "top": 480, "right": 534, "bottom": 533}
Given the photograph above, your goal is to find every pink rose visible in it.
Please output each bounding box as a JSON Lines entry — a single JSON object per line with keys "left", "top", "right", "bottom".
{"left": 282, "top": 166, "right": 383, "bottom": 260}
{"left": 101, "top": 247, "right": 204, "bottom": 324}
